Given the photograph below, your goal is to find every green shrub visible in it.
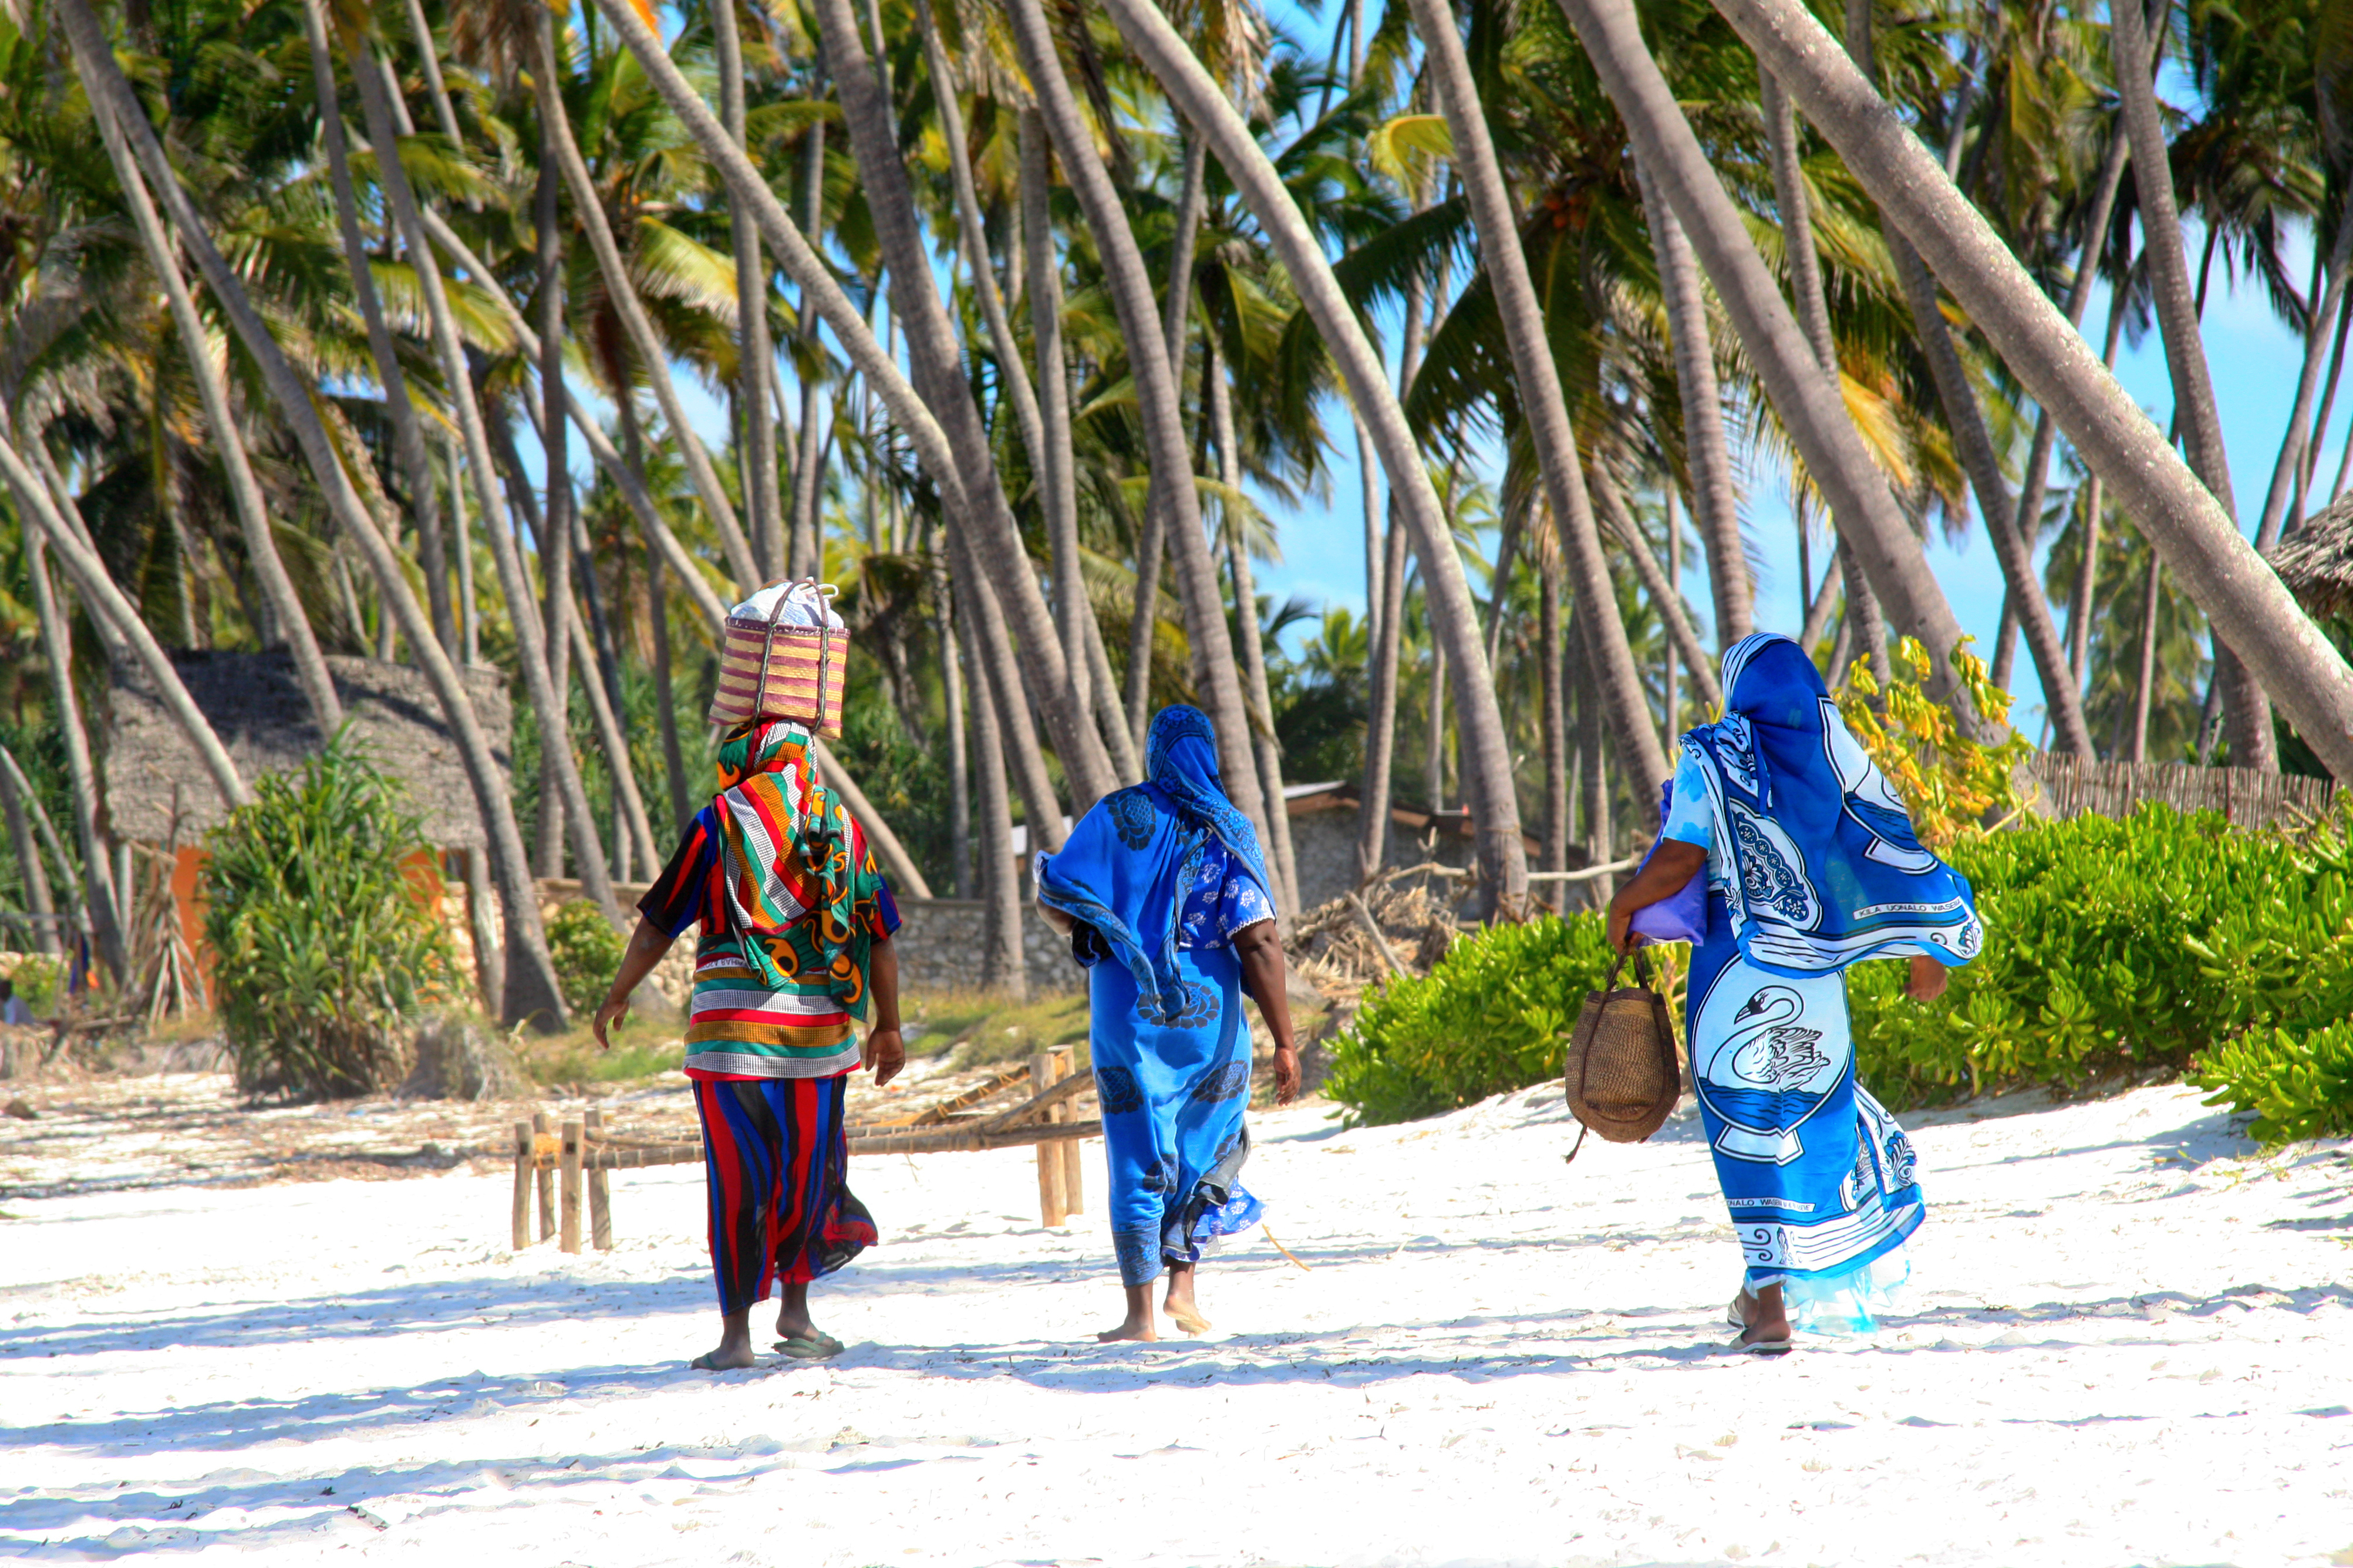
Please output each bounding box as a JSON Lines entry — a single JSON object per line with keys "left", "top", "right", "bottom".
{"left": 547, "top": 898, "right": 627, "bottom": 1017}
{"left": 1325, "top": 802, "right": 2353, "bottom": 1138}
{"left": 2189, "top": 1021, "right": 2353, "bottom": 1143}
{"left": 5, "top": 953, "right": 60, "bottom": 1014}
{"left": 1849, "top": 803, "right": 2353, "bottom": 1110}
{"left": 203, "top": 736, "right": 459, "bottom": 1098}
{"left": 1324, "top": 913, "right": 1651, "bottom": 1126}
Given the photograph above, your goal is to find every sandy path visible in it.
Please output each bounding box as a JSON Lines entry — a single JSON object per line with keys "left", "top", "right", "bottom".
{"left": 3, "top": 1079, "right": 2349, "bottom": 1566}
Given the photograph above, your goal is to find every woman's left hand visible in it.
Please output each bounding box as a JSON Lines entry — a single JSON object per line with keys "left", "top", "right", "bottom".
{"left": 864, "top": 1027, "right": 906, "bottom": 1088}
{"left": 1272, "top": 1044, "right": 1300, "bottom": 1105}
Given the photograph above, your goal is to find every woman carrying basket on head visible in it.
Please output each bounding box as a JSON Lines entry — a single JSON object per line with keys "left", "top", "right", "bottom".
{"left": 1607, "top": 634, "right": 1977, "bottom": 1354}
{"left": 596, "top": 582, "right": 905, "bottom": 1371}
{"left": 1033, "top": 706, "right": 1302, "bottom": 1343}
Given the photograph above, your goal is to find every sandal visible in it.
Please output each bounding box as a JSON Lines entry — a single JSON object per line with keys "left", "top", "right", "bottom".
{"left": 689, "top": 1351, "right": 730, "bottom": 1371}
{"left": 773, "top": 1332, "right": 845, "bottom": 1360}
{"left": 1725, "top": 1331, "right": 1792, "bottom": 1357}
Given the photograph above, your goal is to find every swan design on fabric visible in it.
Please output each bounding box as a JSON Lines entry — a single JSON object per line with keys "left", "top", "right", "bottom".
{"left": 1695, "top": 974, "right": 1850, "bottom": 1166}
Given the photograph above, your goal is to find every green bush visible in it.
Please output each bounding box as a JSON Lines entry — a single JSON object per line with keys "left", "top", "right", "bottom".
{"left": 547, "top": 898, "right": 627, "bottom": 1017}
{"left": 1849, "top": 803, "right": 2353, "bottom": 1111}
{"left": 1325, "top": 802, "right": 2353, "bottom": 1138}
{"left": 5, "top": 953, "right": 60, "bottom": 1014}
{"left": 2189, "top": 1021, "right": 2353, "bottom": 1142}
{"left": 1324, "top": 913, "right": 1641, "bottom": 1125}
{"left": 203, "top": 737, "right": 459, "bottom": 1098}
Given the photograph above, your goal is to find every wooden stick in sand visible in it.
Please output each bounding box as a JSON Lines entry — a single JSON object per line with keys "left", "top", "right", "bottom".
{"left": 559, "top": 1118, "right": 584, "bottom": 1254}
{"left": 1031, "top": 1053, "right": 1068, "bottom": 1226}
{"left": 585, "top": 1107, "right": 613, "bottom": 1252}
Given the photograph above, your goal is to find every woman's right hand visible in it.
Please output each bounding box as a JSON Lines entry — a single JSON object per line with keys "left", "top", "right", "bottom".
{"left": 592, "top": 992, "right": 629, "bottom": 1052}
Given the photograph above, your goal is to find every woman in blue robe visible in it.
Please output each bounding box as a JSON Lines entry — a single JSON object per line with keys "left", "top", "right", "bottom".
{"left": 1609, "top": 635, "right": 1980, "bottom": 1354}
{"left": 1034, "top": 706, "right": 1302, "bottom": 1341}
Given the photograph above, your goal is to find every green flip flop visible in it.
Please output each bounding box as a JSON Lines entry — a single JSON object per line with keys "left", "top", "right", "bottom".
{"left": 773, "top": 1332, "right": 845, "bottom": 1360}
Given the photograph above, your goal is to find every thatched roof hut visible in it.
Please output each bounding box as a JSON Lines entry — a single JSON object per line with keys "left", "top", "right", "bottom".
{"left": 2270, "top": 494, "right": 2353, "bottom": 619}
{"left": 105, "top": 652, "right": 511, "bottom": 849}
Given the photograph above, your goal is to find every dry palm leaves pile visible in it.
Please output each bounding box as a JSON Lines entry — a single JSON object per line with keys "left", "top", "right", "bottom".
{"left": 1285, "top": 872, "right": 1467, "bottom": 1001}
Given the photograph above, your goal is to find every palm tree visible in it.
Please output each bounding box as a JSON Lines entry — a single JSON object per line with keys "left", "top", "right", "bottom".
{"left": 1714, "top": 0, "right": 2353, "bottom": 783}
{"left": 1003, "top": 0, "right": 1273, "bottom": 854}
{"left": 1408, "top": 0, "right": 1671, "bottom": 807}
{"left": 1102, "top": 0, "right": 1530, "bottom": 911}
{"left": 53, "top": 0, "right": 570, "bottom": 1026}
{"left": 1554, "top": 0, "right": 2000, "bottom": 740}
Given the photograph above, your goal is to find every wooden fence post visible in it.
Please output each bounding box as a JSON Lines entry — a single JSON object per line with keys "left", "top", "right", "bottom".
{"left": 510, "top": 1119, "right": 532, "bottom": 1250}
{"left": 1031, "top": 1052, "right": 1067, "bottom": 1227}
{"left": 1053, "top": 1046, "right": 1083, "bottom": 1215}
{"left": 585, "top": 1107, "right": 613, "bottom": 1252}
{"left": 559, "top": 1118, "right": 584, "bottom": 1255}
{"left": 532, "top": 1110, "right": 555, "bottom": 1242}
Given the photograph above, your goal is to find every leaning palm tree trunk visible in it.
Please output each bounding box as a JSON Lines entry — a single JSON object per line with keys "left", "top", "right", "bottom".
{"left": 1586, "top": 458, "right": 1722, "bottom": 709}
{"left": 2102, "top": 0, "right": 2270, "bottom": 769}
{"left": 1822, "top": 27, "right": 2090, "bottom": 753}
{"left": 1354, "top": 252, "right": 1430, "bottom": 886}
{"left": 56, "top": 0, "right": 569, "bottom": 1025}
{"left": 1005, "top": 0, "right": 1271, "bottom": 845}
{"left": 1413, "top": 0, "right": 1671, "bottom": 808}
{"left": 712, "top": 0, "right": 783, "bottom": 577}
{"left": 0, "top": 429, "right": 249, "bottom": 809}
{"left": 302, "top": 6, "right": 456, "bottom": 660}
{"left": 1556, "top": 0, "right": 1994, "bottom": 739}
{"left": 804, "top": 0, "right": 1117, "bottom": 817}
{"left": 1021, "top": 113, "right": 1138, "bottom": 781}
{"left": 0, "top": 748, "right": 58, "bottom": 956}
{"left": 592, "top": 0, "right": 1105, "bottom": 827}
{"left": 1633, "top": 164, "right": 1749, "bottom": 650}
{"left": 1208, "top": 335, "right": 1301, "bottom": 912}
{"left": 1124, "top": 123, "right": 1208, "bottom": 753}
{"left": 21, "top": 532, "right": 127, "bottom": 982}
{"left": 1105, "top": 0, "right": 1529, "bottom": 911}
{"left": 955, "top": 568, "right": 1026, "bottom": 997}
{"left": 82, "top": 70, "right": 342, "bottom": 735}
{"left": 1711, "top": 0, "right": 2353, "bottom": 782}
{"left": 528, "top": 18, "right": 761, "bottom": 595}
{"left": 352, "top": 35, "right": 622, "bottom": 923}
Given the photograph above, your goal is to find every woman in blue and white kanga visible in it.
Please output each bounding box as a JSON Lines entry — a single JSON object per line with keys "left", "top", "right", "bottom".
{"left": 1608, "top": 634, "right": 1979, "bottom": 1354}
{"left": 1034, "top": 706, "right": 1300, "bottom": 1342}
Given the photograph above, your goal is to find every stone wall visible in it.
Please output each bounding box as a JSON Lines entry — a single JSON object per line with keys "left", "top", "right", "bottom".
{"left": 887, "top": 896, "right": 1080, "bottom": 997}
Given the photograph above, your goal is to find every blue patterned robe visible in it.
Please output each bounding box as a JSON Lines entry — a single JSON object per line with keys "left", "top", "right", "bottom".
{"left": 1034, "top": 707, "right": 1275, "bottom": 1286}
{"left": 1661, "top": 635, "right": 1980, "bottom": 1325}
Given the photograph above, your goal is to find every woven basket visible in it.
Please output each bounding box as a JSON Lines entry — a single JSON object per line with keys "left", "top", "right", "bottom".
{"left": 705, "top": 580, "right": 848, "bottom": 737}
{"left": 1563, "top": 946, "right": 1681, "bottom": 1146}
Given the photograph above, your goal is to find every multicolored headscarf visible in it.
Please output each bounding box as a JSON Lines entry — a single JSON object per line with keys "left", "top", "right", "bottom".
{"left": 713, "top": 718, "right": 876, "bottom": 1013}
{"left": 1034, "top": 706, "right": 1273, "bottom": 1024}
{"left": 1680, "top": 633, "right": 1982, "bottom": 976}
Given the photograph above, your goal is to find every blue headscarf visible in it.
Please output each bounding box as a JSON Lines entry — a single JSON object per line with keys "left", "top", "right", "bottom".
{"left": 1681, "top": 633, "right": 1981, "bottom": 976}
{"left": 1034, "top": 706, "right": 1273, "bottom": 1021}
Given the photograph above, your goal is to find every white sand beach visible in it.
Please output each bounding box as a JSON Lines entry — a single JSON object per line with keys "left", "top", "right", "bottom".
{"left": 4, "top": 1075, "right": 2349, "bottom": 1566}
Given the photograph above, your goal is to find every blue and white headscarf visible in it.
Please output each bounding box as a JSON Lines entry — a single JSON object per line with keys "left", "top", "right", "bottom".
{"left": 1034, "top": 706, "right": 1275, "bottom": 1022}
{"left": 1682, "top": 633, "right": 1982, "bottom": 976}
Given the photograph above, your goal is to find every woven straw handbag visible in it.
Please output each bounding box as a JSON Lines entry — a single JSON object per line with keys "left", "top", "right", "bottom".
{"left": 706, "top": 579, "right": 848, "bottom": 737}
{"left": 1562, "top": 945, "right": 1681, "bottom": 1159}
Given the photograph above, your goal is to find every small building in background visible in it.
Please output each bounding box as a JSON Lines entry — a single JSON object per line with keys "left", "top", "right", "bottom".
{"left": 104, "top": 651, "right": 513, "bottom": 1007}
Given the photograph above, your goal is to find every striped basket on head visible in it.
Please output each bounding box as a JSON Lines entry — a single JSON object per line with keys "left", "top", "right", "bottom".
{"left": 706, "top": 579, "right": 848, "bottom": 737}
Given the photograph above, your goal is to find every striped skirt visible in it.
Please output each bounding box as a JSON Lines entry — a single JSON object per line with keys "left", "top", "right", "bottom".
{"left": 691, "top": 1074, "right": 876, "bottom": 1314}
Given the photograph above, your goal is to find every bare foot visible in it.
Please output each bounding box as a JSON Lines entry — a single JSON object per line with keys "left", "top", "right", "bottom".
{"left": 1163, "top": 1298, "right": 1211, "bottom": 1335}
{"left": 691, "top": 1341, "right": 759, "bottom": 1371}
{"left": 1162, "top": 1263, "right": 1209, "bottom": 1335}
{"left": 1096, "top": 1316, "right": 1158, "bottom": 1343}
{"left": 1734, "top": 1287, "right": 1791, "bottom": 1347}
